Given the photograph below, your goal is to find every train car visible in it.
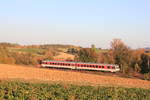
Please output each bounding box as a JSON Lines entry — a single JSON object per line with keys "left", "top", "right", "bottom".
{"left": 40, "top": 60, "right": 120, "bottom": 72}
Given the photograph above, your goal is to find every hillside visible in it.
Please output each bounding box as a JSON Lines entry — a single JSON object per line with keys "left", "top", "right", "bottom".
{"left": 0, "top": 64, "right": 150, "bottom": 89}
{"left": 54, "top": 52, "right": 75, "bottom": 60}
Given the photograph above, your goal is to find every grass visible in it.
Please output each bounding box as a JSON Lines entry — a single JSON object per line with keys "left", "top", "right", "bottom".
{"left": 98, "top": 49, "right": 109, "bottom": 53}
{"left": 9, "top": 48, "right": 45, "bottom": 54}
{"left": 0, "top": 81, "right": 150, "bottom": 100}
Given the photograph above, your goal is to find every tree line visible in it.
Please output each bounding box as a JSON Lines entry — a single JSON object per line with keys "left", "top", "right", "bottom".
{"left": 76, "top": 39, "right": 150, "bottom": 79}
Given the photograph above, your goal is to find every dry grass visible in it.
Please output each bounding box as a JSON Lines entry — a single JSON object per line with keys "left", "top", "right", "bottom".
{"left": 0, "top": 64, "right": 150, "bottom": 89}
{"left": 54, "top": 52, "right": 75, "bottom": 60}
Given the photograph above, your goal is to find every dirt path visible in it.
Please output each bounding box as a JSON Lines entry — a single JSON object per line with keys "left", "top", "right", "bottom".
{"left": 0, "top": 64, "right": 150, "bottom": 89}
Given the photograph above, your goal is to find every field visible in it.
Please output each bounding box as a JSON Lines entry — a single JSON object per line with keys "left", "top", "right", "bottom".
{"left": 54, "top": 52, "right": 75, "bottom": 60}
{"left": 0, "top": 81, "right": 150, "bottom": 100}
{"left": 9, "top": 48, "right": 45, "bottom": 54}
{"left": 0, "top": 64, "right": 150, "bottom": 89}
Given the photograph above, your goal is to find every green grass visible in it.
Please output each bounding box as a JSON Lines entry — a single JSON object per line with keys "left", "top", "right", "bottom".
{"left": 98, "top": 49, "right": 109, "bottom": 53}
{"left": 9, "top": 48, "right": 45, "bottom": 54}
{"left": 0, "top": 81, "right": 150, "bottom": 100}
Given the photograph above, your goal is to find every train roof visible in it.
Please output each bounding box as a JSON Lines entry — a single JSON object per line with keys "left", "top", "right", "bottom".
{"left": 42, "top": 60, "right": 119, "bottom": 66}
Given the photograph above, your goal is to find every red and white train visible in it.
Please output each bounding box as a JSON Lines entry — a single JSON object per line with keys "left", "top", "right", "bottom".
{"left": 40, "top": 60, "right": 120, "bottom": 72}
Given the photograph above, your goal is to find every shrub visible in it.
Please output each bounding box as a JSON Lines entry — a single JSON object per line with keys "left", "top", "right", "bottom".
{"left": 144, "top": 73, "right": 150, "bottom": 80}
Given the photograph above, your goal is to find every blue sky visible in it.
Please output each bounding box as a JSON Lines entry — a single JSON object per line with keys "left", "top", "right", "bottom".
{"left": 0, "top": 0, "right": 150, "bottom": 48}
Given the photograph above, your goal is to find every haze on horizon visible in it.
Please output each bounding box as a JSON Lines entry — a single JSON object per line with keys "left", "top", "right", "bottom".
{"left": 0, "top": 0, "right": 150, "bottom": 49}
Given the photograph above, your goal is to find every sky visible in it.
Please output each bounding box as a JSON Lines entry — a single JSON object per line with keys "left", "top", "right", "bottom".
{"left": 0, "top": 0, "right": 150, "bottom": 48}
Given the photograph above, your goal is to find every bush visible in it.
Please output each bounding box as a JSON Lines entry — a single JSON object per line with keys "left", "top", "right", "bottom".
{"left": 144, "top": 73, "right": 150, "bottom": 80}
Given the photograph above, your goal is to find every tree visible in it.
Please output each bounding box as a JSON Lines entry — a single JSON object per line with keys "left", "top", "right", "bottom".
{"left": 91, "top": 44, "right": 96, "bottom": 49}
{"left": 76, "top": 48, "right": 98, "bottom": 63}
{"left": 130, "top": 49, "right": 144, "bottom": 72}
{"left": 103, "top": 50, "right": 115, "bottom": 64}
{"left": 134, "top": 63, "right": 141, "bottom": 72}
{"left": 110, "top": 39, "right": 132, "bottom": 73}
{"left": 140, "top": 54, "right": 150, "bottom": 73}
{"left": 67, "top": 48, "right": 78, "bottom": 54}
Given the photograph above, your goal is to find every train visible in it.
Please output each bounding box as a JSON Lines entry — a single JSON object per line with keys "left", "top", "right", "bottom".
{"left": 40, "top": 60, "right": 120, "bottom": 72}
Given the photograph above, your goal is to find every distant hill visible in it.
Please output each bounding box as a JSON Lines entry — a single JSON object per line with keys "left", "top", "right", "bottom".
{"left": 144, "top": 47, "right": 150, "bottom": 53}
{"left": 145, "top": 47, "right": 150, "bottom": 50}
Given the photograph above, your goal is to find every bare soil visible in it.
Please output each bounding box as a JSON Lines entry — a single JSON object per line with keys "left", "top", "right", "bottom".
{"left": 0, "top": 64, "right": 150, "bottom": 89}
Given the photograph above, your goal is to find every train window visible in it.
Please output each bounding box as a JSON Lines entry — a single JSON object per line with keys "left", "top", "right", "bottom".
{"left": 84, "top": 65, "right": 87, "bottom": 67}
{"left": 110, "top": 66, "right": 112, "bottom": 69}
{"left": 102, "top": 66, "right": 104, "bottom": 68}
{"left": 96, "top": 65, "right": 98, "bottom": 68}
{"left": 108, "top": 66, "right": 110, "bottom": 69}
{"left": 112, "top": 66, "right": 115, "bottom": 69}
